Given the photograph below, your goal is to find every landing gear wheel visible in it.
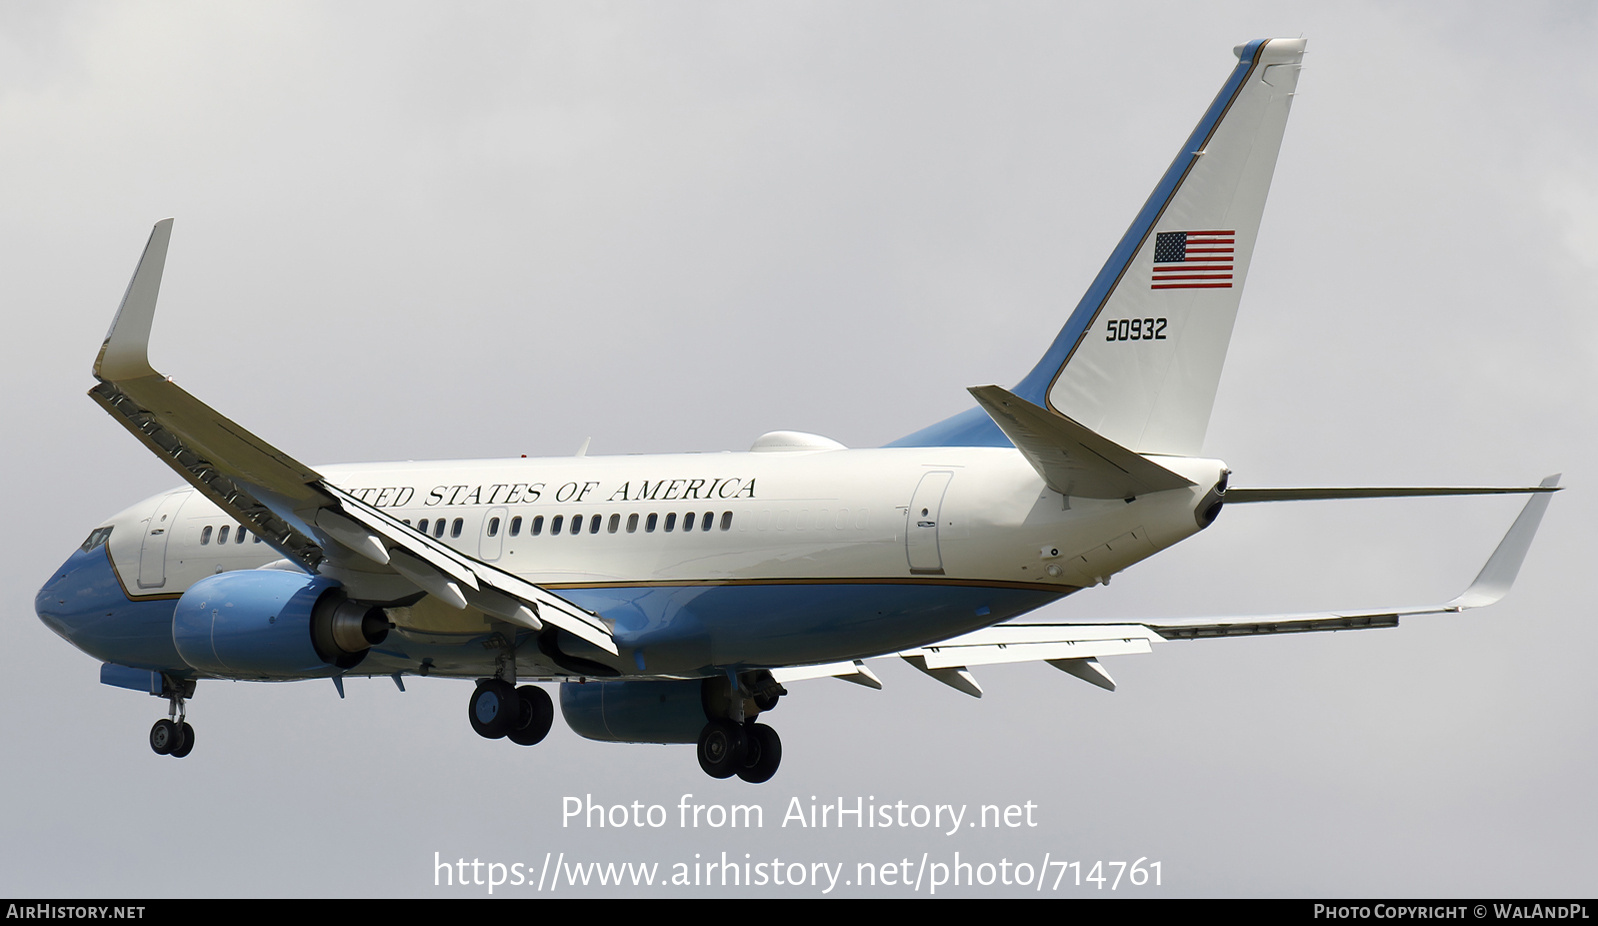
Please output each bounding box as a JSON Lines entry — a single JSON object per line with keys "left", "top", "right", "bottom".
{"left": 469, "top": 680, "right": 518, "bottom": 739}
{"left": 736, "top": 723, "right": 782, "bottom": 784}
{"left": 697, "top": 720, "right": 748, "bottom": 779}
{"left": 170, "top": 722, "right": 196, "bottom": 758}
{"left": 149, "top": 719, "right": 178, "bottom": 756}
{"left": 506, "top": 685, "right": 554, "bottom": 746}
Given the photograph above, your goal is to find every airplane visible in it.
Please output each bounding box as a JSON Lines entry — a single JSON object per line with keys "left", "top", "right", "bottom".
{"left": 36, "top": 37, "right": 1558, "bottom": 784}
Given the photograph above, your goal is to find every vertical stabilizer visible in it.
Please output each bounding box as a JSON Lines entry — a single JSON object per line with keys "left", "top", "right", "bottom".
{"left": 892, "top": 39, "right": 1305, "bottom": 454}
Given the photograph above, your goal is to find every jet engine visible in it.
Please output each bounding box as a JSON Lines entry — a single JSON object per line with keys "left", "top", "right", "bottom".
{"left": 559, "top": 679, "right": 710, "bottom": 744}
{"left": 172, "top": 570, "right": 388, "bottom": 680}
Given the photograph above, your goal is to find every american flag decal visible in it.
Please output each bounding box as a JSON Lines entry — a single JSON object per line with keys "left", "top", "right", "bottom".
{"left": 1151, "top": 230, "right": 1235, "bottom": 289}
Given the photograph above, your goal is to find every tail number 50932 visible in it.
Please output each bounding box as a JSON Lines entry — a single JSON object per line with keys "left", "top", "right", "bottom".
{"left": 1105, "top": 318, "right": 1167, "bottom": 342}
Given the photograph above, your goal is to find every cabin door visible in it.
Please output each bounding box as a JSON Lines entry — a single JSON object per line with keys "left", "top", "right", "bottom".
{"left": 905, "top": 471, "right": 953, "bottom": 575}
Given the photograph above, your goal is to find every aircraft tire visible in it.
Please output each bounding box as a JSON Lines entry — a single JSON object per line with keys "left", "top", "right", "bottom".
{"left": 169, "top": 722, "right": 195, "bottom": 758}
{"left": 507, "top": 685, "right": 554, "bottom": 746}
{"left": 697, "top": 720, "right": 747, "bottom": 779}
{"left": 736, "top": 723, "right": 782, "bottom": 784}
{"left": 149, "top": 719, "right": 178, "bottom": 756}
{"left": 468, "top": 680, "right": 517, "bottom": 739}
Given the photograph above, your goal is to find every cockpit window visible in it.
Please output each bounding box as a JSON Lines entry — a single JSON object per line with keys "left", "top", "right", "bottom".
{"left": 79, "top": 526, "right": 113, "bottom": 553}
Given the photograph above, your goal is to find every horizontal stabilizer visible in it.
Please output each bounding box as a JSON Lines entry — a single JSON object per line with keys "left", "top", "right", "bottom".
{"left": 1226, "top": 485, "right": 1560, "bottom": 503}
{"left": 968, "top": 385, "right": 1193, "bottom": 499}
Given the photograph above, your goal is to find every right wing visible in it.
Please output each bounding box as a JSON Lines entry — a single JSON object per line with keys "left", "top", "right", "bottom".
{"left": 785, "top": 475, "right": 1558, "bottom": 697}
{"left": 89, "top": 219, "right": 617, "bottom": 655}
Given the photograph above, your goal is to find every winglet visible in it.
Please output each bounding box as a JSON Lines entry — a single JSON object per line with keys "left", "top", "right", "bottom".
{"left": 94, "top": 218, "right": 173, "bottom": 381}
{"left": 1447, "top": 474, "right": 1560, "bottom": 610}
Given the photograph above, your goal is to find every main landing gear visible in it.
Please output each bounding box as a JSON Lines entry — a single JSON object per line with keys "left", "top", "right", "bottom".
{"left": 149, "top": 676, "right": 197, "bottom": 758}
{"left": 468, "top": 679, "right": 555, "bottom": 746}
{"left": 697, "top": 720, "right": 782, "bottom": 784}
{"left": 696, "top": 671, "right": 787, "bottom": 784}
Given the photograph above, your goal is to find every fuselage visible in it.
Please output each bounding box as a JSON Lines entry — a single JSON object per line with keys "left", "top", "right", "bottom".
{"left": 37, "top": 444, "right": 1225, "bottom": 681}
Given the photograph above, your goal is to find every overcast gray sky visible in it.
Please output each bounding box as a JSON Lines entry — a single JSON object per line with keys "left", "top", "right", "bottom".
{"left": 2, "top": 1, "right": 1593, "bottom": 898}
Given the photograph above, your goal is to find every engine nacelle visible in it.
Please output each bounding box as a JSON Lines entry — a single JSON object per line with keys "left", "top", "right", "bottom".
{"left": 172, "top": 570, "right": 388, "bottom": 680}
{"left": 560, "top": 679, "right": 710, "bottom": 744}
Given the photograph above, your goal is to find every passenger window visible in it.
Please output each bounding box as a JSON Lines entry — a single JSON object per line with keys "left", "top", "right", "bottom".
{"left": 487, "top": 517, "right": 500, "bottom": 537}
{"left": 532, "top": 515, "right": 545, "bottom": 536}
{"left": 418, "top": 519, "right": 429, "bottom": 534}
{"left": 237, "top": 525, "right": 247, "bottom": 544}
{"left": 510, "top": 516, "right": 522, "bottom": 537}
{"left": 683, "top": 512, "right": 696, "bottom": 532}
{"left": 646, "top": 513, "right": 658, "bottom": 532}
{"left": 664, "top": 513, "right": 677, "bottom": 532}
{"left": 608, "top": 514, "right": 620, "bottom": 534}
{"left": 588, "top": 514, "right": 600, "bottom": 534}
{"left": 433, "top": 519, "right": 446, "bottom": 539}
{"left": 253, "top": 533, "right": 263, "bottom": 543}
{"left": 703, "top": 512, "right": 714, "bottom": 532}
{"left": 451, "top": 518, "right": 463, "bottom": 538}
{"left": 551, "top": 515, "right": 564, "bottom": 535}
{"left": 627, "top": 513, "right": 639, "bottom": 533}
{"left": 200, "top": 526, "right": 213, "bottom": 545}
{"left": 720, "top": 511, "right": 733, "bottom": 531}
{"left": 218, "top": 525, "right": 230, "bottom": 544}
{"left": 570, "top": 514, "right": 583, "bottom": 535}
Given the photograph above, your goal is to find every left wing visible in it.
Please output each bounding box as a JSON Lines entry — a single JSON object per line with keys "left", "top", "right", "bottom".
{"left": 88, "top": 219, "right": 617, "bottom": 655}
{"left": 785, "top": 474, "right": 1557, "bottom": 697}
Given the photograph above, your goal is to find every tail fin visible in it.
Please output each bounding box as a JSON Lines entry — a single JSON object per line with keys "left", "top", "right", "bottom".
{"left": 892, "top": 38, "right": 1305, "bottom": 453}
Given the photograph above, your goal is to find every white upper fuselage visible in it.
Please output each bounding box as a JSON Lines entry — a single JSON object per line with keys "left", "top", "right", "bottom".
{"left": 98, "top": 444, "right": 1224, "bottom": 676}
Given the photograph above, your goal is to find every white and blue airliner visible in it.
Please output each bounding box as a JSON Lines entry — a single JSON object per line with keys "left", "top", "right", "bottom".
{"left": 36, "top": 38, "right": 1557, "bottom": 783}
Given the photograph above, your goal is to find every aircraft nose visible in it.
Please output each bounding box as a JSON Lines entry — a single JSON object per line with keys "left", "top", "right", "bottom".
{"left": 35, "top": 542, "right": 187, "bottom": 671}
{"left": 35, "top": 568, "right": 73, "bottom": 639}
{"left": 35, "top": 546, "right": 111, "bottom": 646}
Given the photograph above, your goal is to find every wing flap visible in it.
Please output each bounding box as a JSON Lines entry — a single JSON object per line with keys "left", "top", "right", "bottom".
{"left": 902, "top": 624, "right": 1159, "bottom": 669}
{"left": 322, "top": 483, "right": 613, "bottom": 650}
{"left": 771, "top": 660, "right": 883, "bottom": 689}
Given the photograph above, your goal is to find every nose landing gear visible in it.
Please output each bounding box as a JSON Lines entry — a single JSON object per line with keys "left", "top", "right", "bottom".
{"left": 149, "top": 718, "right": 193, "bottom": 757}
{"left": 149, "top": 676, "right": 197, "bottom": 758}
